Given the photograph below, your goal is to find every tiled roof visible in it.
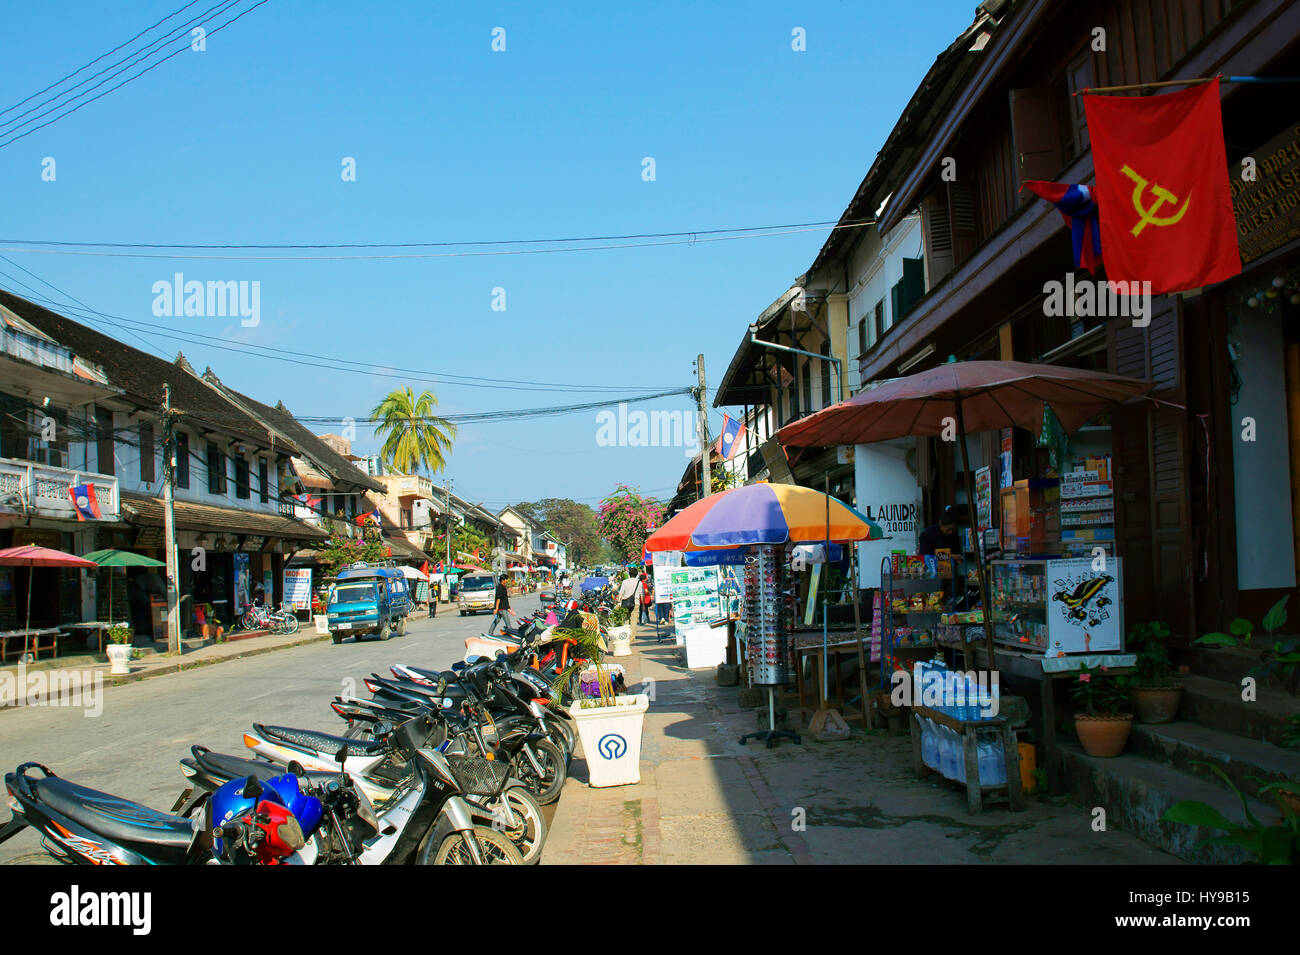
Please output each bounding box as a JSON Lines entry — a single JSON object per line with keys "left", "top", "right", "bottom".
{"left": 200, "top": 372, "right": 384, "bottom": 494}
{"left": 121, "top": 491, "right": 327, "bottom": 540}
{"left": 0, "top": 291, "right": 288, "bottom": 450}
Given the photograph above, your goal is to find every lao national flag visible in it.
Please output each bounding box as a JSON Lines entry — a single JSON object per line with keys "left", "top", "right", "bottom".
{"left": 1084, "top": 78, "right": 1240, "bottom": 293}
{"left": 714, "top": 414, "right": 746, "bottom": 460}
{"left": 68, "top": 483, "right": 102, "bottom": 521}
{"left": 294, "top": 492, "right": 321, "bottom": 510}
{"left": 1022, "top": 180, "right": 1102, "bottom": 273}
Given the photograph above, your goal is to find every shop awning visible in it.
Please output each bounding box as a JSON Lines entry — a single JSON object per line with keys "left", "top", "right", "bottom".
{"left": 120, "top": 492, "right": 327, "bottom": 541}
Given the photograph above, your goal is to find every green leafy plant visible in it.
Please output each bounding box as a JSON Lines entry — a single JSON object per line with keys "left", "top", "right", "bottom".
{"left": 1069, "top": 663, "right": 1133, "bottom": 716}
{"left": 1129, "top": 620, "right": 1176, "bottom": 687}
{"left": 1194, "top": 596, "right": 1299, "bottom": 694}
{"left": 1032, "top": 767, "right": 1049, "bottom": 794}
{"left": 1161, "top": 762, "right": 1298, "bottom": 865}
{"left": 107, "top": 624, "right": 132, "bottom": 646}
{"left": 606, "top": 606, "right": 631, "bottom": 628}
{"left": 1284, "top": 713, "right": 1300, "bottom": 750}
{"left": 549, "top": 626, "right": 618, "bottom": 709}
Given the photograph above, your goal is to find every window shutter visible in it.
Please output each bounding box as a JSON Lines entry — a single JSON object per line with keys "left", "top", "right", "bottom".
{"left": 922, "top": 189, "right": 953, "bottom": 288}
{"left": 947, "top": 182, "right": 978, "bottom": 266}
{"left": 1009, "top": 87, "right": 1065, "bottom": 190}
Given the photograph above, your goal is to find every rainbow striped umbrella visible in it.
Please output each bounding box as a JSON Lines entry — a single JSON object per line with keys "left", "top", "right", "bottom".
{"left": 645, "top": 484, "right": 882, "bottom": 552}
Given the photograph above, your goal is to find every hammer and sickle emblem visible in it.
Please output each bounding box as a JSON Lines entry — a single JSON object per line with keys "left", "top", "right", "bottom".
{"left": 1121, "top": 164, "right": 1191, "bottom": 236}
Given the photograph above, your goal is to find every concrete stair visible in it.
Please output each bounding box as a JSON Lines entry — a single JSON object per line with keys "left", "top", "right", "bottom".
{"left": 1054, "top": 674, "right": 1299, "bottom": 863}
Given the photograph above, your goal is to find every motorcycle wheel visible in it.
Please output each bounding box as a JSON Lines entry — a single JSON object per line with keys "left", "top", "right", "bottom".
{"left": 426, "top": 826, "right": 523, "bottom": 865}
{"left": 546, "top": 719, "right": 576, "bottom": 765}
{"left": 484, "top": 786, "right": 547, "bottom": 865}
{"left": 512, "top": 738, "right": 566, "bottom": 806}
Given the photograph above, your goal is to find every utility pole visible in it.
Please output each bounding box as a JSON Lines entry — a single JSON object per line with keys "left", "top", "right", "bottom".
{"left": 161, "top": 385, "right": 180, "bottom": 654}
{"left": 444, "top": 479, "right": 454, "bottom": 577}
{"left": 696, "top": 353, "right": 711, "bottom": 501}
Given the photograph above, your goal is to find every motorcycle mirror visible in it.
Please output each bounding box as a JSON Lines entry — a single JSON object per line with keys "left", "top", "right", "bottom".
{"left": 242, "top": 775, "right": 263, "bottom": 799}
{"left": 287, "top": 760, "right": 306, "bottom": 778}
{"left": 334, "top": 744, "right": 348, "bottom": 767}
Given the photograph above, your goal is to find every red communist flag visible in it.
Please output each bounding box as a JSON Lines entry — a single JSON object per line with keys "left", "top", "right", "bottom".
{"left": 1084, "top": 78, "right": 1240, "bottom": 293}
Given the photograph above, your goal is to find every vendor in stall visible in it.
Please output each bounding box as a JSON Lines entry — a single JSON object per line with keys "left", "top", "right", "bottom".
{"left": 919, "top": 505, "right": 962, "bottom": 556}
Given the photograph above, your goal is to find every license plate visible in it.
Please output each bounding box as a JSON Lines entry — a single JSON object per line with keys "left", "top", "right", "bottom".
{"left": 336, "top": 623, "right": 352, "bottom": 630}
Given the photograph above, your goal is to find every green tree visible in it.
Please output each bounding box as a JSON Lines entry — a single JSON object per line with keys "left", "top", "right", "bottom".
{"left": 515, "top": 497, "right": 601, "bottom": 565}
{"left": 371, "top": 386, "right": 456, "bottom": 474}
{"left": 596, "top": 485, "right": 665, "bottom": 564}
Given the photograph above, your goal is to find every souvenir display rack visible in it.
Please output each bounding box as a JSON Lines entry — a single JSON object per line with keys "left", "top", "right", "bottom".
{"left": 739, "top": 543, "right": 800, "bottom": 748}
{"left": 741, "top": 544, "right": 793, "bottom": 686}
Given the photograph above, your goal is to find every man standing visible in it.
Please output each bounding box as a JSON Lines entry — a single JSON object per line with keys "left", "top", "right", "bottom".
{"left": 919, "top": 505, "right": 963, "bottom": 556}
{"left": 428, "top": 578, "right": 439, "bottom": 618}
{"left": 489, "top": 575, "right": 513, "bottom": 635}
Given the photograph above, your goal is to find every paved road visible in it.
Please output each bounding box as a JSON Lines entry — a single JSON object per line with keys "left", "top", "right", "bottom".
{"left": 0, "top": 595, "right": 547, "bottom": 864}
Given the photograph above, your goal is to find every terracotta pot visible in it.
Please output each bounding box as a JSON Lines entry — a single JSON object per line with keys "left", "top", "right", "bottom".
{"left": 1134, "top": 685, "right": 1183, "bottom": 724}
{"left": 1075, "top": 713, "right": 1134, "bottom": 757}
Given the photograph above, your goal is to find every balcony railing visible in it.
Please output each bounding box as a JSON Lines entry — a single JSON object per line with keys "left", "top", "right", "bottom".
{"left": 0, "top": 456, "right": 119, "bottom": 521}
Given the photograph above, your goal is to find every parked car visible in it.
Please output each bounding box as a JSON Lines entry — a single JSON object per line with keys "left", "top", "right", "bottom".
{"left": 326, "top": 564, "right": 412, "bottom": 643}
{"left": 458, "top": 573, "right": 497, "bottom": 615}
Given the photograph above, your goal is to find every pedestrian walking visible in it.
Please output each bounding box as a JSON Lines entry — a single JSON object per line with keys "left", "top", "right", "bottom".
{"left": 638, "top": 570, "right": 653, "bottom": 625}
{"left": 428, "top": 579, "right": 439, "bottom": 618}
{"left": 616, "top": 571, "right": 642, "bottom": 617}
{"left": 489, "top": 576, "right": 514, "bottom": 635}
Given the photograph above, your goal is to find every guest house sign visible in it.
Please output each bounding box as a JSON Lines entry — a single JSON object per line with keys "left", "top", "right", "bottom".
{"left": 1232, "top": 121, "right": 1300, "bottom": 263}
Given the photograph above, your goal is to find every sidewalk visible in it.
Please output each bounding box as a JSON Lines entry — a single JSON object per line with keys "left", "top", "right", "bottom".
{"left": 543, "top": 623, "right": 1182, "bottom": 865}
{"left": 0, "top": 628, "right": 328, "bottom": 709}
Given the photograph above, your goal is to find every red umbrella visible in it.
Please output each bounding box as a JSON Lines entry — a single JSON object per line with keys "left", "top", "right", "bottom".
{"left": 778, "top": 360, "right": 1154, "bottom": 660}
{"left": 0, "top": 545, "right": 99, "bottom": 657}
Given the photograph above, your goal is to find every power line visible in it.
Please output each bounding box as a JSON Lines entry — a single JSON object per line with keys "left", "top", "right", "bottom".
{"left": 0, "top": 221, "right": 874, "bottom": 260}
{"left": 0, "top": 0, "right": 271, "bottom": 150}
{"left": 0, "top": 0, "right": 205, "bottom": 119}
{"left": 0, "top": 219, "right": 862, "bottom": 251}
{"left": 0, "top": 280, "right": 674, "bottom": 395}
{"left": 295, "top": 388, "right": 693, "bottom": 425}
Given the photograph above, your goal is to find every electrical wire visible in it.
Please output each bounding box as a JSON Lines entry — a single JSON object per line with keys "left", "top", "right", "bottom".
{"left": 0, "top": 0, "right": 271, "bottom": 150}
{"left": 0, "top": 0, "right": 205, "bottom": 118}
{"left": 0, "top": 221, "right": 870, "bottom": 259}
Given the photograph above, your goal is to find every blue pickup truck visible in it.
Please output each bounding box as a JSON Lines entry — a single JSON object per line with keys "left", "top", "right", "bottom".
{"left": 326, "top": 563, "right": 412, "bottom": 644}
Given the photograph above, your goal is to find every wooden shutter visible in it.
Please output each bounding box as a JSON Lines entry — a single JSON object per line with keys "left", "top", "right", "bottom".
{"left": 947, "top": 183, "right": 978, "bottom": 266}
{"left": 1009, "top": 87, "right": 1064, "bottom": 190}
{"left": 1108, "top": 297, "right": 1193, "bottom": 634}
{"left": 922, "top": 189, "right": 954, "bottom": 287}
{"left": 95, "top": 406, "right": 115, "bottom": 477}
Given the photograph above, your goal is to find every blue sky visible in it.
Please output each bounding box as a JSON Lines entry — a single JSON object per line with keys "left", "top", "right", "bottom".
{"left": 1, "top": 0, "right": 974, "bottom": 511}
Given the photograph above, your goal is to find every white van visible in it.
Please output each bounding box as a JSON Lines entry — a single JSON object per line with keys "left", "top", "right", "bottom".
{"left": 457, "top": 574, "right": 497, "bottom": 615}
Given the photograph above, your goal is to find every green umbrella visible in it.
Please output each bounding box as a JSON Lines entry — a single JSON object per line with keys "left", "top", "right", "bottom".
{"left": 82, "top": 549, "right": 166, "bottom": 631}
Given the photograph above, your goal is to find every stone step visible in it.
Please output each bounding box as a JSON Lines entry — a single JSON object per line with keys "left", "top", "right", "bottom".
{"left": 1175, "top": 674, "right": 1295, "bottom": 746}
{"left": 1054, "top": 740, "right": 1281, "bottom": 864}
{"left": 1129, "top": 720, "right": 1300, "bottom": 800}
{"left": 1171, "top": 644, "right": 1295, "bottom": 695}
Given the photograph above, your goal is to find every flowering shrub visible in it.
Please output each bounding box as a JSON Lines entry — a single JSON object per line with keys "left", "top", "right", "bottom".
{"left": 597, "top": 484, "right": 665, "bottom": 564}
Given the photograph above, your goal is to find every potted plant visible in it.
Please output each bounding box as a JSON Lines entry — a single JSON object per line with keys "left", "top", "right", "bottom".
{"left": 553, "top": 627, "right": 648, "bottom": 787}
{"left": 106, "top": 624, "right": 133, "bottom": 675}
{"left": 1129, "top": 620, "right": 1182, "bottom": 723}
{"left": 1071, "top": 663, "right": 1134, "bottom": 757}
{"left": 604, "top": 605, "right": 633, "bottom": 657}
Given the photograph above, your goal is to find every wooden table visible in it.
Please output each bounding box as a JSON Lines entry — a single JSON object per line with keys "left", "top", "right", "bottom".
{"left": 910, "top": 703, "right": 1026, "bottom": 814}
{"left": 0, "top": 628, "right": 61, "bottom": 664}
{"left": 794, "top": 634, "right": 870, "bottom": 719}
{"left": 60, "top": 622, "right": 128, "bottom": 654}
{"left": 965, "top": 644, "right": 1135, "bottom": 793}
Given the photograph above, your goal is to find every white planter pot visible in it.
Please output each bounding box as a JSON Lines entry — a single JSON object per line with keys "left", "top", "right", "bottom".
{"left": 105, "top": 644, "right": 132, "bottom": 675}
{"left": 568, "top": 693, "right": 650, "bottom": 787}
{"left": 314, "top": 614, "right": 330, "bottom": 635}
{"left": 607, "top": 625, "right": 633, "bottom": 657}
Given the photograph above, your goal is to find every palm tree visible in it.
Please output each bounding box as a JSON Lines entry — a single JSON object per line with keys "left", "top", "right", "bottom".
{"left": 370, "top": 386, "right": 457, "bottom": 474}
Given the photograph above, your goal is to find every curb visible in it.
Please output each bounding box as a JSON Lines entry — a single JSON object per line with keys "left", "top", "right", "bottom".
{"left": 0, "top": 633, "right": 330, "bottom": 713}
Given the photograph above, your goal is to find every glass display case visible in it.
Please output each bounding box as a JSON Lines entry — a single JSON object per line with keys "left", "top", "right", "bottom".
{"left": 989, "top": 557, "right": 1124, "bottom": 654}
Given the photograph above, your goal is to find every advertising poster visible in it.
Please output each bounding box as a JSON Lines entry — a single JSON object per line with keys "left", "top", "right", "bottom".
{"left": 854, "top": 443, "right": 921, "bottom": 588}
{"left": 233, "top": 553, "right": 250, "bottom": 614}
{"left": 975, "top": 465, "right": 992, "bottom": 531}
{"left": 670, "top": 565, "right": 721, "bottom": 637}
{"left": 1044, "top": 557, "right": 1124, "bottom": 653}
{"left": 1000, "top": 429, "right": 1014, "bottom": 488}
{"left": 283, "top": 568, "right": 313, "bottom": 611}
